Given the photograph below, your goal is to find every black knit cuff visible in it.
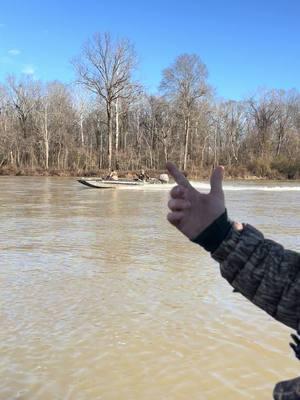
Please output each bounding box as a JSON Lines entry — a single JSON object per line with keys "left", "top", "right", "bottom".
{"left": 191, "top": 210, "right": 232, "bottom": 253}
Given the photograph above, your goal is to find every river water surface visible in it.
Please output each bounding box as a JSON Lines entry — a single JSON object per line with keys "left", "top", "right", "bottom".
{"left": 1, "top": 177, "right": 300, "bottom": 399}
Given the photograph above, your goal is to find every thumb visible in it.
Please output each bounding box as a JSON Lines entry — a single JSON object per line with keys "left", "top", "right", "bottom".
{"left": 210, "top": 166, "right": 224, "bottom": 196}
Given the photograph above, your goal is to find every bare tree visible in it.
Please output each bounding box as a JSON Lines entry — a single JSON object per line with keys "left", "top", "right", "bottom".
{"left": 248, "top": 91, "right": 280, "bottom": 158}
{"left": 272, "top": 90, "right": 298, "bottom": 156}
{"left": 6, "top": 75, "right": 41, "bottom": 166}
{"left": 160, "top": 54, "right": 210, "bottom": 170}
{"left": 145, "top": 95, "right": 174, "bottom": 165}
{"left": 36, "top": 82, "right": 75, "bottom": 170}
{"left": 72, "top": 32, "right": 137, "bottom": 169}
{"left": 72, "top": 88, "right": 91, "bottom": 147}
{"left": 217, "top": 100, "right": 246, "bottom": 165}
{"left": 6, "top": 75, "right": 40, "bottom": 140}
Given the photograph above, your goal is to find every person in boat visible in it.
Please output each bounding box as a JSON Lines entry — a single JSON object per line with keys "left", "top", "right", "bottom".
{"left": 137, "top": 169, "right": 149, "bottom": 182}
{"left": 106, "top": 170, "right": 118, "bottom": 181}
{"left": 166, "top": 161, "right": 300, "bottom": 400}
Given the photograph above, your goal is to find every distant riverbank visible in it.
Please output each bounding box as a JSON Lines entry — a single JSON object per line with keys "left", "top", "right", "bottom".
{"left": 0, "top": 165, "right": 299, "bottom": 181}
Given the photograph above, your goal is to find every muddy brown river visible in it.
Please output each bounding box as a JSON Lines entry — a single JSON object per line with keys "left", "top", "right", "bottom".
{"left": 1, "top": 177, "right": 300, "bottom": 399}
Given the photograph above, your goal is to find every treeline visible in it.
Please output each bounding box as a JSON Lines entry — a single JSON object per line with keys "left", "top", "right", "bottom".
{"left": 1, "top": 32, "right": 300, "bottom": 179}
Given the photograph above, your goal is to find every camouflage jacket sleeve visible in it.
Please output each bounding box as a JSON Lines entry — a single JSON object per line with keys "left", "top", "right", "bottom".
{"left": 211, "top": 224, "right": 300, "bottom": 330}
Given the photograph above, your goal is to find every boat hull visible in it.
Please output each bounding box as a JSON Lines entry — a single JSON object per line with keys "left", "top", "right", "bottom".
{"left": 78, "top": 178, "right": 145, "bottom": 189}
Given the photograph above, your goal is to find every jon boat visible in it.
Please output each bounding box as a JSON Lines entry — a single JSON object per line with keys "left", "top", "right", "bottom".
{"left": 78, "top": 178, "right": 145, "bottom": 189}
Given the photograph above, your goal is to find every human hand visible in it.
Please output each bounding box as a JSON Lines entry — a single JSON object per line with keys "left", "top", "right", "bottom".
{"left": 166, "top": 162, "right": 226, "bottom": 240}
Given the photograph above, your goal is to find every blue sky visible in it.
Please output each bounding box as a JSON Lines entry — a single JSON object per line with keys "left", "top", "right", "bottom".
{"left": 0, "top": 0, "right": 299, "bottom": 100}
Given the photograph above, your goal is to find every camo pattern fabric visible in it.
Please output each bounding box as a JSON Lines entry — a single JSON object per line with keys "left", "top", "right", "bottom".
{"left": 211, "top": 224, "right": 300, "bottom": 399}
{"left": 273, "top": 377, "right": 300, "bottom": 400}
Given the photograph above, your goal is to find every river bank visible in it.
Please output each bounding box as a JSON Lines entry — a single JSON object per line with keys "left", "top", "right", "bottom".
{"left": 0, "top": 165, "right": 299, "bottom": 181}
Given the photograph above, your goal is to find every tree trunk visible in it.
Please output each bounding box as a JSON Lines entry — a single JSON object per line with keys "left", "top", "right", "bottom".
{"left": 201, "top": 135, "right": 209, "bottom": 168}
{"left": 44, "top": 104, "right": 49, "bottom": 170}
{"left": 107, "top": 103, "right": 112, "bottom": 170}
{"left": 276, "top": 125, "right": 284, "bottom": 156}
{"left": 162, "top": 133, "right": 168, "bottom": 163}
{"left": 80, "top": 114, "right": 84, "bottom": 146}
{"left": 57, "top": 143, "right": 61, "bottom": 169}
{"left": 100, "top": 130, "right": 103, "bottom": 169}
{"left": 183, "top": 115, "right": 190, "bottom": 170}
{"left": 45, "top": 139, "right": 49, "bottom": 169}
{"left": 115, "top": 98, "right": 119, "bottom": 168}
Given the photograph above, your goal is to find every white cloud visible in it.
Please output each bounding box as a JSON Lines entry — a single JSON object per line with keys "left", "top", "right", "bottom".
{"left": 8, "top": 49, "right": 21, "bottom": 56}
{"left": 22, "top": 64, "right": 35, "bottom": 75}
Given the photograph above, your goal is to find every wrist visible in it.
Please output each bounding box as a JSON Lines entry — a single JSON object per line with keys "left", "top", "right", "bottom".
{"left": 233, "top": 221, "right": 243, "bottom": 231}
{"left": 191, "top": 209, "right": 233, "bottom": 253}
